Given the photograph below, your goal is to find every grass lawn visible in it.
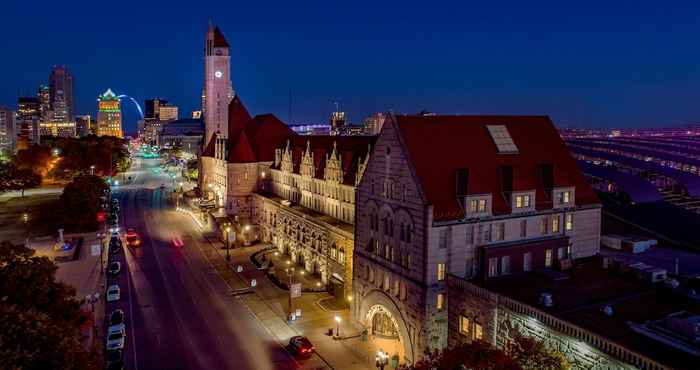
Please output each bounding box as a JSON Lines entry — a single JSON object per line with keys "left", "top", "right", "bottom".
{"left": 0, "top": 193, "right": 65, "bottom": 244}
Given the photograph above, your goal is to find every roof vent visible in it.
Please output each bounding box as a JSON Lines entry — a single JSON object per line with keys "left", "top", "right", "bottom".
{"left": 539, "top": 292, "right": 553, "bottom": 307}
{"left": 487, "top": 125, "right": 519, "bottom": 154}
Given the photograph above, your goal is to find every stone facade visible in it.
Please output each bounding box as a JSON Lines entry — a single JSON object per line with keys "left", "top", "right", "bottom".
{"left": 447, "top": 275, "right": 668, "bottom": 370}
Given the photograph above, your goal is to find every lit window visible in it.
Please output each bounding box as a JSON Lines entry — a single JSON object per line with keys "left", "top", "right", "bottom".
{"left": 437, "top": 293, "right": 445, "bottom": 310}
{"left": 488, "top": 257, "right": 498, "bottom": 277}
{"left": 516, "top": 195, "right": 523, "bottom": 208}
{"left": 501, "top": 256, "right": 510, "bottom": 274}
{"left": 559, "top": 191, "right": 571, "bottom": 204}
{"left": 565, "top": 214, "right": 573, "bottom": 231}
{"left": 437, "top": 263, "right": 446, "bottom": 281}
{"left": 469, "top": 199, "right": 478, "bottom": 213}
{"left": 459, "top": 315, "right": 470, "bottom": 335}
{"left": 474, "top": 322, "right": 483, "bottom": 340}
{"left": 545, "top": 249, "right": 553, "bottom": 267}
{"left": 552, "top": 216, "right": 560, "bottom": 233}
{"left": 338, "top": 249, "right": 345, "bottom": 264}
{"left": 478, "top": 199, "right": 486, "bottom": 213}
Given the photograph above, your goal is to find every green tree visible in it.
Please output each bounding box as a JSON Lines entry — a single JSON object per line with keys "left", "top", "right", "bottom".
{"left": 399, "top": 341, "right": 522, "bottom": 370}
{"left": 60, "top": 175, "right": 109, "bottom": 232}
{"left": 0, "top": 241, "right": 100, "bottom": 369}
{"left": 0, "top": 162, "right": 42, "bottom": 196}
{"left": 506, "top": 333, "right": 570, "bottom": 370}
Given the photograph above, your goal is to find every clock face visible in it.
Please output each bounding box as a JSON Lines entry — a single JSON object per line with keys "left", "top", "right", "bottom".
{"left": 215, "top": 70, "right": 223, "bottom": 78}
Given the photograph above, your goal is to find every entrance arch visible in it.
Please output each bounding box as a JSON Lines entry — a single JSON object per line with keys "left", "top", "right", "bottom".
{"left": 358, "top": 289, "right": 415, "bottom": 365}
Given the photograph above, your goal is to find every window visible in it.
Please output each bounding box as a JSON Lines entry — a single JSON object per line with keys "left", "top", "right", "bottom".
{"left": 466, "top": 225, "right": 474, "bottom": 244}
{"left": 557, "top": 247, "right": 565, "bottom": 260}
{"left": 469, "top": 199, "right": 478, "bottom": 213}
{"left": 478, "top": 199, "right": 487, "bottom": 213}
{"left": 474, "top": 322, "right": 483, "bottom": 340}
{"left": 384, "top": 244, "right": 391, "bottom": 260}
{"left": 565, "top": 214, "right": 573, "bottom": 231}
{"left": 494, "top": 223, "right": 505, "bottom": 241}
{"left": 436, "top": 293, "right": 445, "bottom": 310}
{"left": 552, "top": 216, "right": 560, "bottom": 233}
{"left": 437, "top": 263, "right": 446, "bottom": 281}
{"left": 523, "top": 252, "right": 532, "bottom": 272}
{"left": 459, "top": 315, "right": 470, "bottom": 335}
{"left": 338, "top": 248, "right": 345, "bottom": 264}
{"left": 488, "top": 257, "right": 498, "bottom": 277}
{"left": 383, "top": 275, "right": 390, "bottom": 291}
{"left": 515, "top": 195, "right": 531, "bottom": 208}
{"left": 330, "top": 246, "right": 337, "bottom": 260}
{"left": 439, "top": 228, "right": 448, "bottom": 249}
{"left": 561, "top": 191, "right": 571, "bottom": 204}
{"left": 393, "top": 280, "right": 400, "bottom": 296}
{"left": 501, "top": 256, "right": 510, "bottom": 274}
{"left": 545, "top": 249, "right": 553, "bottom": 267}
{"left": 487, "top": 125, "right": 519, "bottom": 153}
{"left": 520, "top": 220, "right": 527, "bottom": 238}
{"left": 540, "top": 217, "right": 548, "bottom": 234}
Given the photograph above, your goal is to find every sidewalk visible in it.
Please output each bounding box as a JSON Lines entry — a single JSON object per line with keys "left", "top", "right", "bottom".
{"left": 191, "top": 229, "right": 371, "bottom": 370}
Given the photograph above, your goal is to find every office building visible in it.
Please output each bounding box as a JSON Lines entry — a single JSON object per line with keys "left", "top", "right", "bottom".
{"left": 96, "top": 88, "right": 122, "bottom": 138}
{"left": 159, "top": 105, "right": 178, "bottom": 122}
{"left": 38, "top": 84, "right": 51, "bottom": 121}
{"left": 362, "top": 112, "right": 386, "bottom": 136}
{"left": 159, "top": 118, "right": 203, "bottom": 156}
{"left": 49, "top": 65, "right": 74, "bottom": 121}
{"left": 0, "top": 107, "right": 15, "bottom": 154}
{"left": 16, "top": 97, "right": 41, "bottom": 149}
{"left": 75, "top": 115, "right": 92, "bottom": 137}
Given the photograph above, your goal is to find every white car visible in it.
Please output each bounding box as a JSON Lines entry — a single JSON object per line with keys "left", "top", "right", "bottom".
{"left": 106, "top": 285, "right": 120, "bottom": 302}
{"left": 106, "top": 327, "right": 125, "bottom": 351}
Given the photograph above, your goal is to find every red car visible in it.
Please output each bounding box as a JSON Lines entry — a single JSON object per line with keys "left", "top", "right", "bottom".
{"left": 289, "top": 336, "right": 314, "bottom": 357}
{"left": 126, "top": 229, "right": 141, "bottom": 247}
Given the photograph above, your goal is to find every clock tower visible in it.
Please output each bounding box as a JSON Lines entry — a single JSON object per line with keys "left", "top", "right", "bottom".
{"left": 203, "top": 23, "right": 234, "bottom": 146}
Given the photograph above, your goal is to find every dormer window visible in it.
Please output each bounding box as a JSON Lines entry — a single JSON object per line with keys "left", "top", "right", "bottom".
{"left": 559, "top": 191, "right": 571, "bottom": 204}
{"left": 466, "top": 195, "right": 491, "bottom": 217}
{"left": 515, "top": 194, "right": 531, "bottom": 208}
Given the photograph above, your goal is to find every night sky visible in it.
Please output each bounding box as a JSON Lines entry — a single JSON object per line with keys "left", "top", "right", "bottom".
{"left": 2, "top": 1, "right": 700, "bottom": 133}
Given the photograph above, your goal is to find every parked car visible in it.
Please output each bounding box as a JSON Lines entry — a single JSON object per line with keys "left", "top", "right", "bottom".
{"left": 109, "top": 309, "right": 125, "bottom": 328}
{"left": 289, "top": 336, "right": 314, "bottom": 357}
{"left": 106, "top": 285, "right": 120, "bottom": 302}
{"left": 108, "top": 262, "right": 121, "bottom": 276}
{"left": 106, "top": 327, "right": 125, "bottom": 351}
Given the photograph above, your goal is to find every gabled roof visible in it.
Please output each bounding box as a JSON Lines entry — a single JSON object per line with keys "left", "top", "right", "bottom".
{"left": 213, "top": 26, "right": 229, "bottom": 48}
{"left": 243, "top": 114, "right": 296, "bottom": 162}
{"left": 202, "top": 132, "right": 217, "bottom": 157}
{"left": 227, "top": 95, "right": 252, "bottom": 143}
{"left": 227, "top": 131, "right": 256, "bottom": 163}
{"left": 393, "top": 115, "right": 600, "bottom": 221}
{"left": 274, "top": 136, "right": 376, "bottom": 185}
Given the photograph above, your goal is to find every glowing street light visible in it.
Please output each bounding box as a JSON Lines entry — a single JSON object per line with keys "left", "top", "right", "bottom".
{"left": 335, "top": 315, "right": 342, "bottom": 338}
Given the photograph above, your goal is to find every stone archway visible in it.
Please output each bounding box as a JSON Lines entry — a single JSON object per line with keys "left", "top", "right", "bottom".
{"left": 358, "top": 289, "right": 415, "bottom": 365}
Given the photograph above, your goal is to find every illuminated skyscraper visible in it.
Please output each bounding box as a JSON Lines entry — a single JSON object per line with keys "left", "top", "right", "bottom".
{"left": 96, "top": 89, "right": 122, "bottom": 138}
{"left": 0, "top": 107, "right": 15, "bottom": 154}
{"left": 38, "top": 84, "right": 51, "bottom": 121}
{"left": 16, "top": 97, "right": 41, "bottom": 148}
{"left": 49, "top": 65, "right": 74, "bottom": 121}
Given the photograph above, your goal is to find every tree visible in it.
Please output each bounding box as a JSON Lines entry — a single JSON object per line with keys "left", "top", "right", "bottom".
{"left": 399, "top": 341, "right": 522, "bottom": 370}
{"left": 59, "top": 175, "right": 109, "bottom": 232}
{"left": 0, "top": 162, "right": 42, "bottom": 196}
{"left": 506, "top": 333, "right": 570, "bottom": 370}
{"left": 0, "top": 241, "right": 100, "bottom": 369}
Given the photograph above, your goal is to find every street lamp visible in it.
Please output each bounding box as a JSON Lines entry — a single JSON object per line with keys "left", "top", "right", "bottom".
{"left": 225, "top": 225, "right": 231, "bottom": 261}
{"left": 286, "top": 267, "right": 295, "bottom": 321}
{"left": 90, "top": 165, "right": 95, "bottom": 175}
{"left": 335, "top": 315, "right": 342, "bottom": 338}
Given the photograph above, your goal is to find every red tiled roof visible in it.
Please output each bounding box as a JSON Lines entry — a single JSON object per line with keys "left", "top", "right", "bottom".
{"left": 201, "top": 132, "right": 217, "bottom": 157}
{"left": 244, "top": 114, "right": 296, "bottom": 162}
{"left": 213, "top": 26, "right": 229, "bottom": 48}
{"left": 228, "top": 131, "right": 256, "bottom": 163}
{"left": 227, "top": 95, "right": 252, "bottom": 142}
{"left": 394, "top": 115, "right": 600, "bottom": 221}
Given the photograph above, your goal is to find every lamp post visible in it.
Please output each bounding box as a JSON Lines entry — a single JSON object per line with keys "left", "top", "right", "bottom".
{"left": 225, "top": 225, "right": 231, "bottom": 261}
{"left": 90, "top": 165, "right": 95, "bottom": 175}
{"left": 286, "top": 267, "right": 295, "bottom": 320}
{"left": 335, "top": 315, "right": 342, "bottom": 338}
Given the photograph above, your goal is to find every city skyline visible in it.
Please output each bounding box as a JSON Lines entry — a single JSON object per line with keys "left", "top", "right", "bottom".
{"left": 3, "top": 2, "right": 700, "bottom": 132}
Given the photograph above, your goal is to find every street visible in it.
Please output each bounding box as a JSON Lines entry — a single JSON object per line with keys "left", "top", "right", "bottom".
{"left": 107, "top": 157, "right": 301, "bottom": 370}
